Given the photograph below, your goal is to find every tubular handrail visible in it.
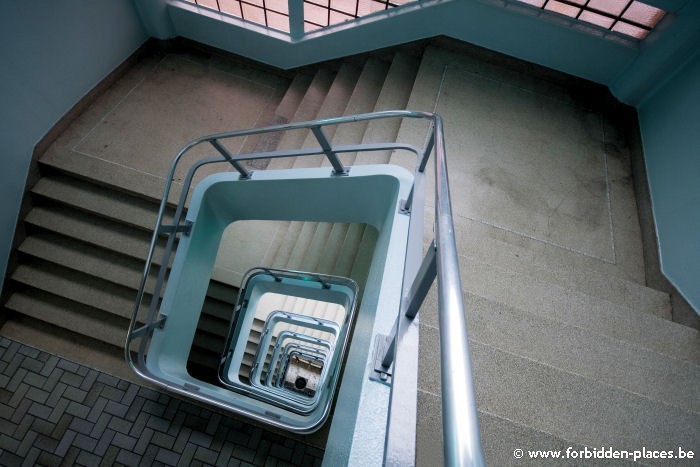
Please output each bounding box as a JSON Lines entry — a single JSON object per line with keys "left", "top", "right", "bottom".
{"left": 125, "top": 110, "right": 484, "bottom": 466}
{"left": 433, "top": 116, "right": 485, "bottom": 466}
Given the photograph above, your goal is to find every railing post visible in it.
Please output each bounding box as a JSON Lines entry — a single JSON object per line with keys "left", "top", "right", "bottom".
{"left": 311, "top": 126, "right": 348, "bottom": 175}
{"left": 405, "top": 240, "right": 437, "bottom": 319}
{"left": 374, "top": 240, "right": 435, "bottom": 372}
{"left": 419, "top": 127, "right": 435, "bottom": 173}
{"left": 289, "top": 0, "right": 305, "bottom": 41}
{"left": 210, "top": 140, "right": 252, "bottom": 179}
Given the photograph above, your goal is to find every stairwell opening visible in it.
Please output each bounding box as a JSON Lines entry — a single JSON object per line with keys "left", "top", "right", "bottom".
{"left": 186, "top": 219, "right": 377, "bottom": 401}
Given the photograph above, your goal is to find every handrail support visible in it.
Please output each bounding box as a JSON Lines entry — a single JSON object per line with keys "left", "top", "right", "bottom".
{"left": 158, "top": 220, "right": 193, "bottom": 236}
{"left": 405, "top": 240, "right": 437, "bottom": 319}
{"left": 371, "top": 240, "right": 436, "bottom": 377}
{"left": 311, "top": 126, "right": 348, "bottom": 176}
{"left": 210, "top": 139, "right": 252, "bottom": 179}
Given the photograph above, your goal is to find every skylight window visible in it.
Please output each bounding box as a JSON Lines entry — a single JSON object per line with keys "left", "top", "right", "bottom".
{"left": 513, "top": 0, "right": 666, "bottom": 40}
{"left": 185, "top": 0, "right": 418, "bottom": 34}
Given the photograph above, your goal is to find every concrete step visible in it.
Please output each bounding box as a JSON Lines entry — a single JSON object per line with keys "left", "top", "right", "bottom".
{"left": 18, "top": 230, "right": 157, "bottom": 294}
{"left": 13, "top": 238, "right": 231, "bottom": 374}
{"left": 17, "top": 230, "right": 240, "bottom": 322}
{"left": 315, "top": 223, "right": 351, "bottom": 274}
{"left": 267, "top": 68, "right": 336, "bottom": 170}
{"left": 234, "top": 71, "right": 295, "bottom": 161}
{"left": 419, "top": 293, "right": 700, "bottom": 415}
{"left": 274, "top": 72, "right": 315, "bottom": 123}
{"left": 455, "top": 254, "right": 698, "bottom": 363}
{"left": 285, "top": 222, "right": 320, "bottom": 270}
{"left": 270, "top": 221, "right": 305, "bottom": 269}
{"left": 416, "top": 253, "right": 697, "bottom": 364}
{"left": 31, "top": 172, "right": 166, "bottom": 233}
{"left": 261, "top": 221, "right": 292, "bottom": 267}
{"left": 418, "top": 325, "right": 699, "bottom": 464}
{"left": 11, "top": 261, "right": 147, "bottom": 321}
{"left": 317, "top": 57, "right": 389, "bottom": 168}
{"left": 300, "top": 222, "right": 335, "bottom": 272}
{"left": 354, "top": 52, "right": 421, "bottom": 166}
{"left": 38, "top": 150, "right": 177, "bottom": 207}
{"left": 349, "top": 225, "right": 379, "bottom": 291}
{"left": 291, "top": 61, "right": 363, "bottom": 169}
{"left": 238, "top": 73, "right": 315, "bottom": 169}
{"left": 417, "top": 391, "right": 637, "bottom": 466}
{"left": 24, "top": 204, "right": 166, "bottom": 265}
{"left": 390, "top": 46, "right": 445, "bottom": 173}
{"left": 195, "top": 303, "right": 231, "bottom": 339}
{"left": 332, "top": 224, "right": 366, "bottom": 279}
{"left": 5, "top": 289, "right": 128, "bottom": 349}
{"left": 202, "top": 283, "right": 238, "bottom": 311}
{"left": 439, "top": 211, "right": 671, "bottom": 317}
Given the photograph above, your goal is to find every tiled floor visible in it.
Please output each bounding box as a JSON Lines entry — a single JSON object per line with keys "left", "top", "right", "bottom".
{"left": 0, "top": 337, "right": 323, "bottom": 466}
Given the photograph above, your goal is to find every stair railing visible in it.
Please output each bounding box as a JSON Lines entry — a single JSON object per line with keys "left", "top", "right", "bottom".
{"left": 125, "top": 110, "right": 484, "bottom": 466}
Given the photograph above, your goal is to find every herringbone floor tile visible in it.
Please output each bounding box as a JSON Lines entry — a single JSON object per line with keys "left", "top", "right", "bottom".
{"left": 0, "top": 337, "right": 323, "bottom": 466}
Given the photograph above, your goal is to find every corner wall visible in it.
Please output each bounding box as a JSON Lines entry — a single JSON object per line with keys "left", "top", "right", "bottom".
{"left": 0, "top": 1, "right": 148, "bottom": 286}
{"left": 638, "top": 51, "right": 700, "bottom": 313}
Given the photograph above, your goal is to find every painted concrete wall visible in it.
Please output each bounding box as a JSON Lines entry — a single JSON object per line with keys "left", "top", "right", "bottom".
{"left": 0, "top": 1, "right": 148, "bottom": 286}
{"left": 638, "top": 51, "right": 700, "bottom": 312}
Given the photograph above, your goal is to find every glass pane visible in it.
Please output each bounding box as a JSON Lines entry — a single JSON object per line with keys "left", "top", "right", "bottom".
{"left": 198, "top": 0, "right": 220, "bottom": 9}
{"left": 329, "top": 10, "right": 355, "bottom": 25}
{"left": 623, "top": 1, "right": 665, "bottom": 27}
{"left": 267, "top": 10, "right": 290, "bottom": 32}
{"left": 304, "top": 21, "right": 323, "bottom": 32}
{"left": 219, "top": 0, "right": 242, "bottom": 17}
{"left": 612, "top": 21, "right": 649, "bottom": 39}
{"left": 579, "top": 10, "right": 615, "bottom": 28}
{"left": 241, "top": 3, "right": 266, "bottom": 25}
{"left": 266, "top": 0, "right": 289, "bottom": 15}
{"left": 304, "top": 2, "right": 329, "bottom": 26}
{"left": 332, "top": 0, "right": 359, "bottom": 16}
{"left": 588, "top": 0, "right": 629, "bottom": 16}
{"left": 544, "top": 0, "right": 580, "bottom": 18}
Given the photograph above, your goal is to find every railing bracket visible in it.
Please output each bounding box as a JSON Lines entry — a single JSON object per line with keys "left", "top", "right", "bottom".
{"left": 399, "top": 199, "right": 411, "bottom": 215}
{"left": 158, "top": 220, "right": 193, "bottom": 236}
{"left": 369, "top": 334, "right": 394, "bottom": 385}
{"left": 131, "top": 313, "right": 167, "bottom": 338}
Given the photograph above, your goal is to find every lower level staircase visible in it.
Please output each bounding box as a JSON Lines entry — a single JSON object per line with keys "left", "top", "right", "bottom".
{"left": 1, "top": 39, "right": 698, "bottom": 465}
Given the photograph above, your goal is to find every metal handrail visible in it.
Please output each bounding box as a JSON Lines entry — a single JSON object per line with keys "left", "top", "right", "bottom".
{"left": 433, "top": 116, "right": 485, "bottom": 466}
{"left": 124, "top": 110, "right": 484, "bottom": 465}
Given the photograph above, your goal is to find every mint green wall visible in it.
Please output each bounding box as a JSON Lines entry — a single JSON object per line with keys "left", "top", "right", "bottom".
{"left": 638, "top": 51, "right": 700, "bottom": 312}
{"left": 0, "top": 1, "right": 147, "bottom": 286}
